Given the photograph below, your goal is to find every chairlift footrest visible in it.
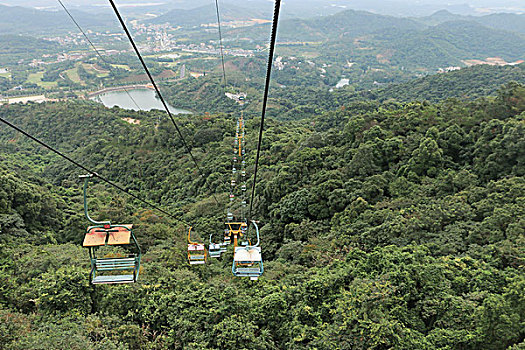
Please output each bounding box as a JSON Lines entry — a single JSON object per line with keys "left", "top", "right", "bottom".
{"left": 92, "top": 274, "right": 135, "bottom": 284}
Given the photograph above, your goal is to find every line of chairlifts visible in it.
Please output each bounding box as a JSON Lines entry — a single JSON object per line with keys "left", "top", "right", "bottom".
{"left": 80, "top": 175, "right": 263, "bottom": 285}
{"left": 188, "top": 220, "right": 264, "bottom": 280}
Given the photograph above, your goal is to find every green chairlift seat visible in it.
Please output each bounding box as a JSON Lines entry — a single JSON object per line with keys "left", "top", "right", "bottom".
{"left": 80, "top": 175, "right": 141, "bottom": 285}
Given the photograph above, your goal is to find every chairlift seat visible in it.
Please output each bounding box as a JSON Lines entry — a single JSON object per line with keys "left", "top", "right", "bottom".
{"left": 90, "top": 256, "right": 140, "bottom": 284}
{"left": 80, "top": 176, "right": 141, "bottom": 285}
{"left": 189, "top": 256, "right": 206, "bottom": 264}
{"left": 209, "top": 243, "right": 223, "bottom": 258}
{"left": 235, "top": 267, "right": 262, "bottom": 274}
{"left": 232, "top": 246, "right": 263, "bottom": 279}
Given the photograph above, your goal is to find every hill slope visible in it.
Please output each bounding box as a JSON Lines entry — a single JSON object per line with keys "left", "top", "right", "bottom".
{"left": 227, "top": 9, "right": 525, "bottom": 70}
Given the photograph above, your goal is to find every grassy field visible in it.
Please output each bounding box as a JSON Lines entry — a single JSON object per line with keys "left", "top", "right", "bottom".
{"left": 82, "top": 63, "right": 109, "bottom": 78}
{"left": 0, "top": 72, "right": 11, "bottom": 79}
{"left": 26, "top": 72, "right": 57, "bottom": 88}
{"left": 65, "top": 66, "right": 82, "bottom": 84}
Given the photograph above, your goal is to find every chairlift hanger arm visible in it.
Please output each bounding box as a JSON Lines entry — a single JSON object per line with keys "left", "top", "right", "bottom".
{"left": 80, "top": 175, "right": 111, "bottom": 226}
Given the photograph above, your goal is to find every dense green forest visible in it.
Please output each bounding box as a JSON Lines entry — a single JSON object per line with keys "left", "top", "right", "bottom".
{"left": 0, "top": 73, "right": 524, "bottom": 348}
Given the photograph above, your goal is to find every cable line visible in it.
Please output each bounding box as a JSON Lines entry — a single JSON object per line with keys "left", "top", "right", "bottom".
{"left": 56, "top": 0, "right": 142, "bottom": 111}
{"left": 0, "top": 115, "right": 191, "bottom": 227}
{"left": 213, "top": 0, "right": 227, "bottom": 88}
{"left": 248, "top": 0, "right": 281, "bottom": 220}
{"left": 108, "top": 0, "right": 221, "bottom": 206}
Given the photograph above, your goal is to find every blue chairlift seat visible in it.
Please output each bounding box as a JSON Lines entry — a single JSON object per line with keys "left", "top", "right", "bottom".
{"left": 209, "top": 240, "right": 228, "bottom": 258}
{"left": 209, "top": 243, "right": 222, "bottom": 258}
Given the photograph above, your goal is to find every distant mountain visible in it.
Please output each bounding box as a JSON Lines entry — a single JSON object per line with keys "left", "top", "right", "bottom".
{"left": 308, "top": 9, "right": 423, "bottom": 37}
{"left": 416, "top": 10, "right": 525, "bottom": 34}
{"left": 0, "top": 5, "right": 116, "bottom": 34}
{"left": 148, "top": 3, "right": 270, "bottom": 27}
{"left": 256, "top": 10, "right": 525, "bottom": 70}
{"left": 227, "top": 9, "right": 424, "bottom": 42}
{"left": 416, "top": 10, "right": 465, "bottom": 25}
{"left": 475, "top": 13, "right": 525, "bottom": 34}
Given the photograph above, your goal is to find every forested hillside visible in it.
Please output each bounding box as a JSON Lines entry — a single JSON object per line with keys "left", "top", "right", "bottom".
{"left": 351, "top": 63, "right": 525, "bottom": 103}
{"left": 0, "top": 77, "right": 523, "bottom": 348}
{"left": 148, "top": 3, "right": 270, "bottom": 27}
{"left": 226, "top": 9, "right": 525, "bottom": 69}
{"left": 160, "top": 62, "right": 525, "bottom": 120}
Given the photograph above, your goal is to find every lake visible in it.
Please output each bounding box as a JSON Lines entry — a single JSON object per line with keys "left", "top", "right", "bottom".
{"left": 91, "top": 89, "right": 191, "bottom": 114}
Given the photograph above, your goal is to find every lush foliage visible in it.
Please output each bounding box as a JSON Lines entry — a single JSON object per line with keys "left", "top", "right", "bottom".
{"left": 0, "top": 79, "right": 523, "bottom": 348}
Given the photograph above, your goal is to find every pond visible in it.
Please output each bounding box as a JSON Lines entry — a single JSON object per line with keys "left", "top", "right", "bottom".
{"left": 91, "top": 89, "right": 191, "bottom": 114}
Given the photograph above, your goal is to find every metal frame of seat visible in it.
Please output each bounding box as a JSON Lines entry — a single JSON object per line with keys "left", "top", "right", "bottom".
{"left": 225, "top": 221, "right": 248, "bottom": 247}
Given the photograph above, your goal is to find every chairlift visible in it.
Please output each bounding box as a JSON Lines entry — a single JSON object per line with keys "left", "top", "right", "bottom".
{"left": 187, "top": 227, "right": 207, "bottom": 265}
{"left": 209, "top": 234, "right": 228, "bottom": 258}
{"left": 80, "top": 175, "right": 141, "bottom": 285}
{"left": 232, "top": 221, "right": 263, "bottom": 280}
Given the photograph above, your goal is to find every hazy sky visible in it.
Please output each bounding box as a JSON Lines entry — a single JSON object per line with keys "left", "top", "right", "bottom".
{"left": 2, "top": 0, "right": 524, "bottom": 16}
